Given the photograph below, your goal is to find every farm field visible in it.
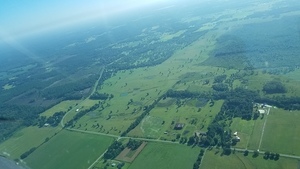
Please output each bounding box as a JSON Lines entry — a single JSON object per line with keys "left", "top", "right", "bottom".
{"left": 260, "top": 108, "right": 300, "bottom": 155}
{"left": 25, "top": 130, "right": 113, "bottom": 169}
{"left": 128, "top": 142, "right": 200, "bottom": 169}
{"left": 1, "top": 1, "right": 300, "bottom": 169}
{"left": 0, "top": 126, "right": 61, "bottom": 159}
{"left": 128, "top": 99, "right": 223, "bottom": 140}
{"left": 201, "top": 149, "right": 299, "bottom": 169}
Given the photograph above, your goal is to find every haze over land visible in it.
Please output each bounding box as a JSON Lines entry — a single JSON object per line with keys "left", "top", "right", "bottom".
{"left": 0, "top": 0, "right": 300, "bottom": 169}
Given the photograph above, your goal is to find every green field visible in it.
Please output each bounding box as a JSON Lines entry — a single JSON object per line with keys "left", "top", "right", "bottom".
{"left": 74, "top": 33, "right": 219, "bottom": 136}
{"left": 201, "top": 149, "right": 299, "bottom": 169}
{"left": 25, "top": 130, "right": 113, "bottom": 169}
{"left": 128, "top": 142, "right": 200, "bottom": 169}
{"left": 0, "top": 126, "right": 61, "bottom": 159}
{"left": 40, "top": 100, "right": 79, "bottom": 117}
{"left": 128, "top": 99, "right": 223, "bottom": 140}
{"left": 260, "top": 108, "right": 300, "bottom": 155}
{"left": 230, "top": 118, "right": 256, "bottom": 149}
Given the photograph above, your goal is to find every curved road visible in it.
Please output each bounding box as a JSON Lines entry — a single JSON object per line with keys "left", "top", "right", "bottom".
{"left": 60, "top": 67, "right": 105, "bottom": 128}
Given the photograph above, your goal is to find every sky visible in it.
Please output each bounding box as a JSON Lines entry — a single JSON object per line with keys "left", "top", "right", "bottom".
{"left": 0, "top": 0, "right": 171, "bottom": 40}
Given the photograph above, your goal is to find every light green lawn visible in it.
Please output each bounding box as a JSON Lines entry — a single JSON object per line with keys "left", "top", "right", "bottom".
{"left": 0, "top": 126, "right": 61, "bottom": 159}
{"left": 260, "top": 108, "right": 300, "bottom": 155}
{"left": 25, "top": 130, "right": 113, "bottom": 169}
{"left": 129, "top": 142, "right": 200, "bottom": 169}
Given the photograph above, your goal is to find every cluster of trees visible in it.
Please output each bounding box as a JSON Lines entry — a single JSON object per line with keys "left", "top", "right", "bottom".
{"left": 257, "top": 96, "right": 300, "bottom": 110}
{"left": 103, "top": 141, "right": 124, "bottom": 160}
{"left": 37, "top": 111, "right": 65, "bottom": 127}
{"left": 212, "top": 83, "right": 229, "bottom": 92}
{"left": 126, "top": 139, "right": 142, "bottom": 150}
{"left": 0, "top": 104, "right": 45, "bottom": 140}
{"left": 263, "top": 151, "right": 280, "bottom": 160}
{"left": 164, "top": 85, "right": 300, "bottom": 155}
{"left": 107, "top": 27, "right": 208, "bottom": 72}
{"left": 90, "top": 92, "right": 113, "bottom": 100}
{"left": 20, "top": 147, "right": 36, "bottom": 159}
{"left": 198, "top": 88, "right": 259, "bottom": 151}
{"left": 193, "top": 149, "right": 205, "bottom": 169}
{"left": 65, "top": 102, "right": 101, "bottom": 127}
{"left": 41, "top": 74, "right": 98, "bottom": 100}
{"left": 214, "top": 75, "right": 227, "bottom": 83}
{"left": 262, "top": 80, "right": 287, "bottom": 94}
{"left": 121, "top": 95, "right": 164, "bottom": 136}
{"left": 165, "top": 89, "right": 210, "bottom": 100}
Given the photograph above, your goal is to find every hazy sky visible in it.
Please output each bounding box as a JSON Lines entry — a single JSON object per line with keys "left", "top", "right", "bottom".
{"left": 0, "top": 0, "right": 171, "bottom": 39}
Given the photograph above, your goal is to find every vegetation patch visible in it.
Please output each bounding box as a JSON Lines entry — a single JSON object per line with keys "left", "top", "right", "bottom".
{"left": 115, "top": 141, "right": 147, "bottom": 163}
{"left": 260, "top": 108, "right": 300, "bottom": 155}
{"left": 25, "top": 130, "right": 113, "bottom": 169}
{"left": 128, "top": 142, "right": 199, "bottom": 169}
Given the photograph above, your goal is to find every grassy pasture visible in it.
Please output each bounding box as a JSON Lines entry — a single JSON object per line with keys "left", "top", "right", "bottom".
{"left": 128, "top": 142, "right": 200, "bottom": 169}
{"left": 201, "top": 149, "right": 298, "bottom": 169}
{"left": 128, "top": 99, "right": 223, "bottom": 140}
{"left": 25, "top": 130, "right": 113, "bottom": 169}
{"left": 230, "top": 118, "right": 257, "bottom": 149}
{"left": 160, "top": 30, "right": 186, "bottom": 42}
{"left": 63, "top": 99, "right": 100, "bottom": 125}
{"left": 40, "top": 100, "right": 79, "bottom": 117}
{"left": 76, "top": 31, "right": 219, "bottom": 135}
{"left": 246, "top": 71, "right": 300, "bottom": 97}
{"left": 0, "top": 126, "right": 61, "bottom": 159}
{"left": 247, "top": 116, "right": 265, "bottom": 150}
{"left": 260, "top": 108, "right": 300, "bottom": 155}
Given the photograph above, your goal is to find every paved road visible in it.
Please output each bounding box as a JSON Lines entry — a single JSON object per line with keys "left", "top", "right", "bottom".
{"left": 87, "top": 150, "right": 107, "bottom": 169}
{"left": 232, "top": 148, "right": 300, "bottom": 160}
{"left": 67, "top": 128, "right": 179, "bottom": 144}
{"left": 60, "top": 67, "right": 105, "bottom": 128}
{"left": 258, "top": 107, "right": 270, "bottom": 150}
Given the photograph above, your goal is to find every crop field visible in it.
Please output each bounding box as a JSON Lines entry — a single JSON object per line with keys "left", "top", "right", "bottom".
{"left": 260, "top": 108, "right": 300, "bottom": 155}
{"left": 128, "top": 99, "right": 223, "bottom": 140}
{"left": 25, "top": 130, "right": 113, "bottom": 169}
{"left": 201, "top": 149, "right": 299, "bottom": 169}
{"left": 0, "top": 126, "right": 61, "bottom": 159}
{"left": 128, "top": 142, "right": 200, "bottom": 169}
